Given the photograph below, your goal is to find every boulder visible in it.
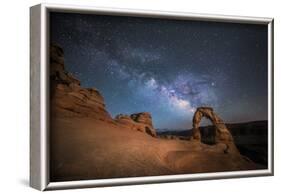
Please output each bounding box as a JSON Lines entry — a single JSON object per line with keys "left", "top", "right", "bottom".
{"left": 130, "top": 112, "right": 154, "bottom": 129}
{"left": 115, "top": 113, "right": 157, "bottom": 137}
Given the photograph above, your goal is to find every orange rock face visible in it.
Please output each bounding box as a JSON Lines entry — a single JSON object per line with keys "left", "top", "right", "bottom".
{"left": 115, "top": 113, "right": 157, "bottom": 137}
{"left": 191, "top": 107, "right": 238, "bottom": 153}
{"left": 50, "top": 44, "right": 111, "bottom": 121}
{"left": 50, "top": 43, "right": 155, "bottom": 136}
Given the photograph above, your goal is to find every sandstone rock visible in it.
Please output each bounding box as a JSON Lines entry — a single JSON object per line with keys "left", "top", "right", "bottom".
{"left": 115, "top": 114, "right": 135, "bottom": 125}
{"left": 50, "top": 43, "right": 80, "bottom": 86}
{"left": 191, "top": 107, "right": 238, "bottom": 153}
{"left": 115, "top": 113, "right": 157, "bottom": 137}
{"left": 130, "top": 112, "right": 154, "bottom": 129}
{"left": 50, "top": 44, "right": 111, "bottom": 120}
{"left": 50, "top": 44, "right": 157, "bottom": 137}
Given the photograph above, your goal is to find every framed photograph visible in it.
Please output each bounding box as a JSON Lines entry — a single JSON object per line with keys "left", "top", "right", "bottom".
{"left": 30, "top": 3, "right": 274, "bottom": 191}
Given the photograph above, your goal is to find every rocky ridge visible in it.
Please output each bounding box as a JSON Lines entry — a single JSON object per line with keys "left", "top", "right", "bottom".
{"left": 50, "top": 43, "right": 156, "bottom": 137}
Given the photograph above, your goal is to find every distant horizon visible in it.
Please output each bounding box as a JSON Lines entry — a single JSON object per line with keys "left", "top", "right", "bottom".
{"left": 156, "top": 119, "right": 268, "bottom": 132}
{"left": 50, "top": 12, "right": 268, "bottom": 129}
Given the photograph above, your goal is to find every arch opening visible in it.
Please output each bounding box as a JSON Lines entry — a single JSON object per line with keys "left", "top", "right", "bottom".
{"left": 199, "top": 118, "right": 216, "bottom": 145}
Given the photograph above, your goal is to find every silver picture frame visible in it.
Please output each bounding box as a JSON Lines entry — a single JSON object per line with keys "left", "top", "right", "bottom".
{"left": 30, "top": 3, "right": 274, "bottom": 191}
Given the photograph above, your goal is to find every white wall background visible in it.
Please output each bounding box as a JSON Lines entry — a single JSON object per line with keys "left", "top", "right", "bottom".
{"left": 0, "top": 0, "right": 279, "bottom": 193}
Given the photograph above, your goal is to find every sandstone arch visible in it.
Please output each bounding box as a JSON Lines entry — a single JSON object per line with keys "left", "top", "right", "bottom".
{"left": 191, "top": 107, "right": 237, "bottom": 152}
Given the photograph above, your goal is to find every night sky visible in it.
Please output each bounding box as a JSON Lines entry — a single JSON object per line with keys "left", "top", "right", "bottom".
{"left": 50, "top": 12, "right": 268, "bottom": 130}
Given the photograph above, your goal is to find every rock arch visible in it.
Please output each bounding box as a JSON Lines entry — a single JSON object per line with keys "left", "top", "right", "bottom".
{"left": 191, "top": 107, "right": 236, "bottom": 151}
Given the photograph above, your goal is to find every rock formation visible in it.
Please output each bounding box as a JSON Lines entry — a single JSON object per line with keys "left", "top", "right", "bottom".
{"left": 50, "top": 43, "right": 156, "bottom": 137}
{"left": 191, "top": 107, "right": 238, "bottom": 153}
{"left": 50, "top": 43, "right": 112, "bottom": 121}
{"left": 131, "top": 112, "right": 154, "bottom": 128}
{"left": 200, "top": 121, "right": 268, "bottom": 166}
{"left": 115, "top": 112, "right": 157, "bottom": 137}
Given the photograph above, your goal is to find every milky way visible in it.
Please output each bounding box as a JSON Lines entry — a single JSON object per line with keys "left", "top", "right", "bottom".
{"left": 50, "top": 12, "right": 268, "bottom": 130}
